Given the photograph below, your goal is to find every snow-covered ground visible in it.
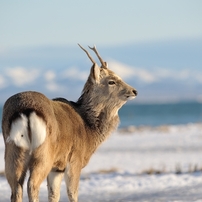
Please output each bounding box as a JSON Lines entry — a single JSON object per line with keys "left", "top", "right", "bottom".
{"left": 0, "top": 123, "right": 202, "bottom": 201}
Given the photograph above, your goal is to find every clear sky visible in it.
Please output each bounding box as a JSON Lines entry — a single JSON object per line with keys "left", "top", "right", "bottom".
{"left": 1, "top": 0, "right": 202, "bottom": 49}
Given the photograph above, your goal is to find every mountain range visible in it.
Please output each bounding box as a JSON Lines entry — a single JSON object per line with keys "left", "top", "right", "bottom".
{"left": 0, "top": 39, "right": 202, "bottom": 104}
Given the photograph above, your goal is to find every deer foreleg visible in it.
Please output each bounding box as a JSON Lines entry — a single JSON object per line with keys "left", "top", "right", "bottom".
{"left": 64, "top": 161, "right": 82, "bottom": 202}
{"left": 47, "top": 170, "right": 64, "bottom": 202}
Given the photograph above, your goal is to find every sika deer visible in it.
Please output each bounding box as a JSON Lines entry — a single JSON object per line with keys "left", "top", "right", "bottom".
{"left": 2, "top": 44, "right": 137, "bottom": 202}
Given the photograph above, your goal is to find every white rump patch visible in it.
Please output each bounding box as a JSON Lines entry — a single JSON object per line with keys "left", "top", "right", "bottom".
{"left": 7, "top": 112, "right": 46, "bottom": 151}
{"left": 29, "top": 112, "right": 46, "bottom": 151}
{"left": 7, "top": 114, "right": 30, "bottom": 149}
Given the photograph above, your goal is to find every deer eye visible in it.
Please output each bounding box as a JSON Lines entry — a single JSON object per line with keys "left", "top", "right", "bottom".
{"left": 108, "top": 81, "right": 116, "bottom": 85}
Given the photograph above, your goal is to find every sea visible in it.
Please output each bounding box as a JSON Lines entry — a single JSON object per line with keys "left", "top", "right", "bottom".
{"left": 0, "top": 101, "right": 202, "bottom": 132}
{"left": 119, "top": 101, "right": 202, "bottom": 128}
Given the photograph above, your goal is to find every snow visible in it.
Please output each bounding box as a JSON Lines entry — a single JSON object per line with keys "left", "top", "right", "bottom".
{"left": 0, "top": 123, "right": 202, "bottom": 201}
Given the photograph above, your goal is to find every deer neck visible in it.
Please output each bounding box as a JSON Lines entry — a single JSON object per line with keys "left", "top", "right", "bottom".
{"left": 77, "top": 95, "right": 120, "bottom": 140}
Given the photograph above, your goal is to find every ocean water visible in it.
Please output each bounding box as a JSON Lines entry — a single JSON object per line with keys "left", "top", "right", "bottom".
{"left": 0, "top": 102, "right": 202, "bottom": 132}
{"left": 119, "top": 101, "right": 202, "bottom": 128}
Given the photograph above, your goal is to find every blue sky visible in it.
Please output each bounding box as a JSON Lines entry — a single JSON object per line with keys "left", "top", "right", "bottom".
{"left": 1, "top": 0, "right": 202, "bottom": 49}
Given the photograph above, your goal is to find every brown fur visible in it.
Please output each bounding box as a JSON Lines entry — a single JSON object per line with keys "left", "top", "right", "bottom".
{"left": 2, "top": 45, "right": 137, "bottom": 202}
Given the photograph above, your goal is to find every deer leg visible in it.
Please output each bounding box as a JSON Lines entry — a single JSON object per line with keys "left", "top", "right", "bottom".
{"left": 47, "top": 169, "right": 64, "bottom": 202}
{"left": 64, "top": 161, "right": 82, "bottom": 202}
{"left": 5, "top": 143, "right": 29, "bottom": 202}
{"left": 27, "top": 148, "right": 53, "bottom": 202}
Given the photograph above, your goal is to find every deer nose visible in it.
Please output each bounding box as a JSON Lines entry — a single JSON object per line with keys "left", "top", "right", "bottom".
{"left": 132, "top": 89, "right": 138, "bottom": 96}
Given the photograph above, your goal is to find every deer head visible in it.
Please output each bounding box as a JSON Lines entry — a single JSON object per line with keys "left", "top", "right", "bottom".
{"left": 78, "top": 44, "right": 137, "bottom": 110}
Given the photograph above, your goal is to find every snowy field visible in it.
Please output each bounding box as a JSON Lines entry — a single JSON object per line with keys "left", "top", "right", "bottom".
{"left": 0, "top": 123, "right": 202, "bottom": 201}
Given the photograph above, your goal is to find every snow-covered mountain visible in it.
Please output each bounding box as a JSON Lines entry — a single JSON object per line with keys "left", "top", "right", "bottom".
{"left": 0, "top": 39, "right": 202, "bottom": 104}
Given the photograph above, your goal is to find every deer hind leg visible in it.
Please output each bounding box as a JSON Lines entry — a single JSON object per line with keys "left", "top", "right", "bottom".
{"left": 25, "top": 111, "right": 51, "bottom": 201}
{"left": 27, "top": 144, "right": 54, "bottom": 202}
{"left": 27, "top": 142, "right": 53, "bottom": 201}
{"left": 64, "top": 160, "right": 82, "bottom": 202}
{"left": 47, "top": 169, "right": 64, "bottom": 202}
{"left": 5, "top": 143, "right": 30, "bottom": 202}
{"left": 5, "top": 114, "right": 31, "bottom": 202}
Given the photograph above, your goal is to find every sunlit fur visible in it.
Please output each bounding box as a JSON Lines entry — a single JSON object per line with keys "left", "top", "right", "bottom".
{"left": 2, "top": 46, "right": 137, "bottom": 202}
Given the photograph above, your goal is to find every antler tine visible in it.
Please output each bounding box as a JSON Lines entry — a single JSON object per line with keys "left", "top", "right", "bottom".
{"left": 88, "top": 45, "right": 106, "bottom": 68}
{"left": 78, "top": 44, "right": 95, "bottom": 64}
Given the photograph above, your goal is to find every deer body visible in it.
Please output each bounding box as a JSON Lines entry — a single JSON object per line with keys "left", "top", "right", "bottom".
{"left": 2, "top": 45, "right": 137, "bottom": 202}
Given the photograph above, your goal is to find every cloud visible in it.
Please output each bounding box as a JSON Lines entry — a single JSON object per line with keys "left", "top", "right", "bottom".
{"left": 108, "top": 60, "right": 156, "bottom": 83}
{"left": 193, "top": 72, "right": 202, "bottom": 84}
{"left": 5, "top": 67, "right": 39, "bottom": 87}
{"left": 43, "top": 70, "right": 63, "bottom": 92}
{"left": 45, "top": 82, "right": 61, "bottom": 92}
{"left": 154, "top": 68, "right": 190, "bottom": 80}
{"left": 44, "top": 70, "right": 56, "bottom": 81}
{"left": 62, "top": 67, "right": 89, "bottom": 81}
{"left": 0, "top": 75, "right": 7, "bottom": 89}
{"left": 154, "top": 67, "right": 202, "bottom": 85}
{"left": 108, "top": 60, "right": 202, "bottom": 86}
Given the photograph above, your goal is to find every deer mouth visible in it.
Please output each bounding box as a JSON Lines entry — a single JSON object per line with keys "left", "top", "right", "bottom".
{"left": 126, "top": 95, "right": 136, "bottom": 100}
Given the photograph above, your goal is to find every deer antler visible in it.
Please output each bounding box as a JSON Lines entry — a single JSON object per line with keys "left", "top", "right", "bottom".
{"left": 88, "top": 45, "right": 107, "bottom": 68}
{"left": 78, "top": 44, "right": 95, "bottom": 64}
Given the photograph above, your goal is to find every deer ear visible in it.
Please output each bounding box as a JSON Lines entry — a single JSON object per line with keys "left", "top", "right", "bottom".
{"left": 90, "top": 63, "right": 100, "bottom": 83}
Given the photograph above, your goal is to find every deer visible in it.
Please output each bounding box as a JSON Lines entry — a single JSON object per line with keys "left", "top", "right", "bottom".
{"left": 2, "top": 44, "right": 137, "bottom": 202}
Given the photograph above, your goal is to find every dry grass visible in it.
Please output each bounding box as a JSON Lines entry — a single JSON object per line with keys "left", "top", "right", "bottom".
{"left": 141, "top": 168, "right": 164, "bottom": 175}
{"left": 188, "top": 164, "right": 202, "bottom": 173}
{"left": 97, "top": 168, "right": 118, "bottom": 174}
{"left": 119, "top": 125, "right": 170, "bottom": 134}
{"left": 141, "top": 164, "right": 202, "bottom": 175}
